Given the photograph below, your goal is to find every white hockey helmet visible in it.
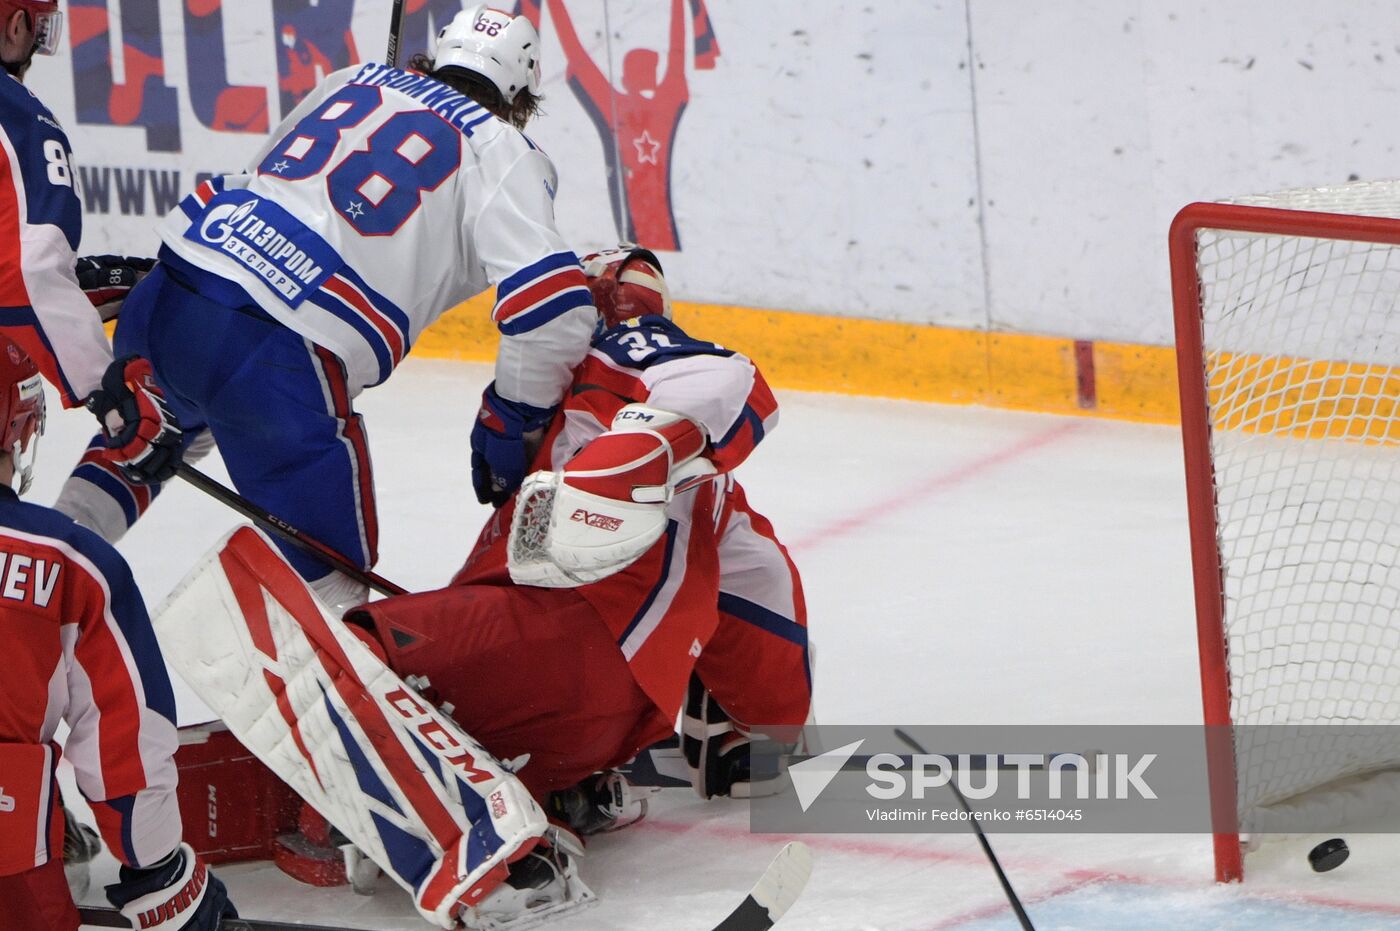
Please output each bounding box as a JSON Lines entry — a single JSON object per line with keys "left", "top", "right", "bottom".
{"left": 432, "top": 6, "right": 541, "bottom": 105}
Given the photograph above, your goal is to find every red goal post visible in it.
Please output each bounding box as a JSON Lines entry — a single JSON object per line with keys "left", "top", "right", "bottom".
{"left": 1170, "top": 197, "right": 1400, "bottom": 883}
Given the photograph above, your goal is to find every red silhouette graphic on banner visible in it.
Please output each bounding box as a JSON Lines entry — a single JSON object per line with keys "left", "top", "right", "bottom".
{"left": 70, "top": 0, "right": 180, "bottom": 150}
{"left": 276, "top": 0, "right": 360, "bottom": 113}
{"left": 184, "top": 0, "right": 268, "bottom": 133}
{"left": 520, "top": 0, "right": 719, "bottom": 252}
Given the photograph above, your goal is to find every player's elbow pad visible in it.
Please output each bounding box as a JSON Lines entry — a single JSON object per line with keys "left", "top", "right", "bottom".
{"left": 506, "top": 405, "right": 716, "bottom": 588}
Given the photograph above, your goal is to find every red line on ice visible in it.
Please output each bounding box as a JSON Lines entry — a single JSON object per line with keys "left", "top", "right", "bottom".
{"left": 789, "top": 420, "right": 1082, "bottom": 552}
{"left": 637, "top": 818, "right": 1400, "bottom": 924}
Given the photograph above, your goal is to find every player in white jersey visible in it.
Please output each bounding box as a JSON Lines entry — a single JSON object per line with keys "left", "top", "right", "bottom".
{"left": 56, "top": 7, "right": 598, "bottom": 611}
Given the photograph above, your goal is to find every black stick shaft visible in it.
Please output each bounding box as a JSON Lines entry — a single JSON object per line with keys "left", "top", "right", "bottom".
{"left": 176, "top": 464, "right": 408, "bottom": 597}
{"left": 894, "top": 728, "right": 1036, "bottom": 931}
{"left": 386, "top": 0, "right": 408, "bottom": 67}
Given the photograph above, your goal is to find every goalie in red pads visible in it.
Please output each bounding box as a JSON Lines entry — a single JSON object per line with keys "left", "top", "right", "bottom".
{"left": 347, "top": 247, "right": 812, "bottom": 819}
{"left": 150, "top": 250, "right": 808, "bottom": 925}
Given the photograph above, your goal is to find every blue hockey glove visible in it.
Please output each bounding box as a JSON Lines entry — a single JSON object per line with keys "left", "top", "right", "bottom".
{"left": 470, "top": 383, "right": 556, "bottom": 507}
{"left": 105, "top": 843, "right": 237, "bottom": 930}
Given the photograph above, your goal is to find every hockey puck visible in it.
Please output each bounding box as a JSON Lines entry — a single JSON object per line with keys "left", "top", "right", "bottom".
{"left": 1308, "top": 838, "right": 1349, "bottom": 872}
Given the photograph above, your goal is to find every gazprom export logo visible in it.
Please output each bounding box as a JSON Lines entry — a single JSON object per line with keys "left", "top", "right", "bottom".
{"left": 199, "top": 197, "right": 259, "bottom": 245}
{"left": 190, "top": 195, "right": 329, "bottom": 303}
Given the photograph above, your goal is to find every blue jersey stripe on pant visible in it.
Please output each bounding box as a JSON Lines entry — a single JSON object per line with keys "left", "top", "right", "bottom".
{"left": 107, "top": 262, "right": 378, "bottom": 582}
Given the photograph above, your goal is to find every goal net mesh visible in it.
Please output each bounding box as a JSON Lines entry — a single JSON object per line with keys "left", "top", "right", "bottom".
{"left": 1192, "top": 181, "right": 1400, "bottom": 826}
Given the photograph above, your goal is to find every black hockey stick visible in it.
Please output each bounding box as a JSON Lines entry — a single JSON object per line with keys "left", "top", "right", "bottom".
{"left": 79, "top": 907, "right": 352, "bottom": 931}
{"left": 80, "top": 846, "right": 810, "bottom": 931}
{"left": 895, "top": 729, "right": 1037, "bottom": 931}
{"left": 621, "top": 735, "right": 1101, "bottom": 789}
{"left": 710, "top": 842, "right": 812, "bottom": 931}
{"left": 386, "top": 0, "right": 408, "bottom": 67}
{"left": 176, "top": 464, "right": 408, "bottom": 597}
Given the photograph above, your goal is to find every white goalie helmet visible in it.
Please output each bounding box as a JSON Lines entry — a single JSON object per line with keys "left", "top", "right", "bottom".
{"left": 432, "top": 5, "right": 542, "bottom": 105}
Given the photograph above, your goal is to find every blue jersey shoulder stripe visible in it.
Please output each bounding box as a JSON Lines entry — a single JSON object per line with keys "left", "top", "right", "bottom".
{"left": 0, "top": 492, "right": 177, "bottom": 723}
{"left": 497, "top": 251, "right": 581, "bottom": 298}
{"left": 496, "top": 287, "right": 592, "bottom": 336}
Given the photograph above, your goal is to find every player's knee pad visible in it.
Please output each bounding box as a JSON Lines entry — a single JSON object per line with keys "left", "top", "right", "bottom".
{"left": 681, "top": 674, "right": 790, "bottom": 801}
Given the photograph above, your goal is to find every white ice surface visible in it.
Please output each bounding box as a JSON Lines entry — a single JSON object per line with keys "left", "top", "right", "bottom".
{"left": 33, "top": 359, "right": 1400, "bottom": 930}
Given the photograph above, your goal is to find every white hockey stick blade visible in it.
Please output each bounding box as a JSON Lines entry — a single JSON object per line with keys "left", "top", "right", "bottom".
{"left": 710, "top": 842, "right": 813, "bottom": 931}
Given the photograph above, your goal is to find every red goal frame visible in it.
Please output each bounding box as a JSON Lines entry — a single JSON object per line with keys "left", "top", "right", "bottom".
{"left": 1169, "top": 201, "right": 1400, "bottom": 883}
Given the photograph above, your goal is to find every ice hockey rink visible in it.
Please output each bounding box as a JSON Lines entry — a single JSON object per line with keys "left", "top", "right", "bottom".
{"left": 39, "top": 359, "right": 1400, "bottom": 931}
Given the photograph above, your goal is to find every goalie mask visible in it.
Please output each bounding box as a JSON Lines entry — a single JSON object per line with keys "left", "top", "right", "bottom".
{"left": 432, "top": 5, "right": 541, "bottom": 105}
{"left": 0, "top": 334, "right": 46, "bottom": 494}
{"left": 582, "top": 246, "right": 672, "bottom": 330}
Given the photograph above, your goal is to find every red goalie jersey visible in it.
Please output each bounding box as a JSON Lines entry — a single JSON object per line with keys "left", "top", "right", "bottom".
{"left": 460, "top": 312, "right": 788, "bottom": 712}
{"left": 352, "top": 260, "right": 809, "bottom": 801}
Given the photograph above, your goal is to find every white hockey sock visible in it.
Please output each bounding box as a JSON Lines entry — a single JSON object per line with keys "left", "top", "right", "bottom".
{"left": 310, "top": 569, "right": 370, "bottom": 616}
{"left": 54, "top": 475, "right": 131, "bottom": 543}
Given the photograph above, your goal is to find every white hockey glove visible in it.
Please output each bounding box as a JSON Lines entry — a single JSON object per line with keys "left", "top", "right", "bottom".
{"left": 508, "top": 404, "right": 715, "bottom": 588}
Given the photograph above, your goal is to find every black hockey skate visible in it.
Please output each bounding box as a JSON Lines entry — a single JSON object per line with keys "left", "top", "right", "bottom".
{"left": 547, "top": 770, "right": 659, "bottom": 836}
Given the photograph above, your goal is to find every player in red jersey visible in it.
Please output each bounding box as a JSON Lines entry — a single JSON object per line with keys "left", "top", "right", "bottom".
{"left": 0, "top": 0, "right": 182, "bottom": 493}
{"left": 0, "top": 334, "right": 235, "bottom": 930}
{"left": 347, "top": 247, "right": 811, "bottom": 828}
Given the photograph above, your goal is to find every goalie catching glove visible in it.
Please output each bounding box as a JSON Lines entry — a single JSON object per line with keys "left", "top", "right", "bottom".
{"left": 508, "top": 403, "right": 714, "bottom": 588}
